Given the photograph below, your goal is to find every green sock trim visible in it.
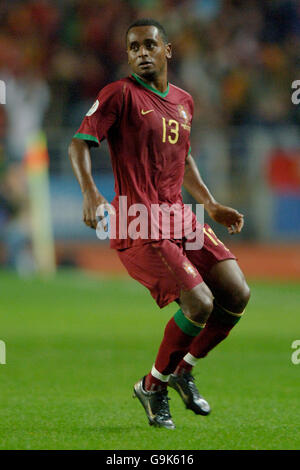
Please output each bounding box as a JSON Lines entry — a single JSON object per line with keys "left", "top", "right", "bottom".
{"left": 174, "top": 309, "right": 204, "bottom": 337}
{"left": 212, "top": 301, "right": 243, "bottom": 326}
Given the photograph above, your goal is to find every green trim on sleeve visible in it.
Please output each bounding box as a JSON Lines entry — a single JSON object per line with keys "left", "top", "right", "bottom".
{"left": 185, "top": 146, "right": 192, "bottom": 160}
{"left": 73, "top": 133, "right": 99, "bottom": 144}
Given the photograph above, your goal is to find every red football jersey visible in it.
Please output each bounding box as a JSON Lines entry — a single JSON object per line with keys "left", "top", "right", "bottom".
{"left": 75, "top": 73, "right": 195, "bottom": 249}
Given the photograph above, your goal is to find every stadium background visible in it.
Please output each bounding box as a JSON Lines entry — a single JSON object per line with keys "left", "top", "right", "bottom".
{"left": 0, "top": 0, "right": 299, "bottom": 450}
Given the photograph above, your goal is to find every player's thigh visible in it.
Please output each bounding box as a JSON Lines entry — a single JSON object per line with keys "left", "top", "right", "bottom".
{"left": 117, "top": 240, "right": 203, "bottom": 309}
{"left": 185, "top": 224, "right": 249, "bottom": 312}
{"left": 185, "top": 223, "right": 236, "bottom": 277}
{"left": 204, "top": 259, "right": 250, "bottom": 313}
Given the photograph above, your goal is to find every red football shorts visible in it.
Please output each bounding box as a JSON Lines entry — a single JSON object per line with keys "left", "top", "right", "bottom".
{"left": 117, "top": 223, "right": 236, "bottom": 308}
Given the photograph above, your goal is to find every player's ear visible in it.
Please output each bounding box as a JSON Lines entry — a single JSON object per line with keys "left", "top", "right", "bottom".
{"left": 165, "top": 43, "right": 172, "bottom": 60}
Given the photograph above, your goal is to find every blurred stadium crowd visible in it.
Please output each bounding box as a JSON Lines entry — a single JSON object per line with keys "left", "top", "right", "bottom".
{"left": 1, "top": 0, "right": 299, "bottom": 132}
{"left": 0, "top": 0, "right": 300, "bottom": 273}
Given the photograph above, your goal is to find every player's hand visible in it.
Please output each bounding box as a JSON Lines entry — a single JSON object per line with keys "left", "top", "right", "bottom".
{"left": 82, "top": 189, "right": 113, "bottom": 230}
{"left": 206, "top": 202, "right": 244, "bottom": 235}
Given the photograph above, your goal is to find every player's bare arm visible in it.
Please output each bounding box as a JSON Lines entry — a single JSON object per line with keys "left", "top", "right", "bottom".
{"left": 183, "top": 153, "right": 244, "bottom": 234}
{"left": 68, "top": 137, "right": 109, "bottom": 229}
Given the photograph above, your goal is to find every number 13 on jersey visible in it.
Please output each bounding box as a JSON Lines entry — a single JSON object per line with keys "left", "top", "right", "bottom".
{"left": 162, "top": 117, "right": 179, "bottom": 144}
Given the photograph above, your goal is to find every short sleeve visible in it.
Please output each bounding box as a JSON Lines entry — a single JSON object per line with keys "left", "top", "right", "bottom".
{"left": 187, "top": 95, "right": 194, "bottom": 157}
{"left": 73, "top": 81, "right": 124, "bottom": 146}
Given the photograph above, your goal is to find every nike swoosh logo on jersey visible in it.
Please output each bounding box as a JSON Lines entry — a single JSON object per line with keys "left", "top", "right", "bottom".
{"left": 141, "top": 109, "right": 154, "bottom": 115}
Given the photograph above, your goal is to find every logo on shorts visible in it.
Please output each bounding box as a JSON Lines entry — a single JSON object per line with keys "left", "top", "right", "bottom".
{"left": 183, "top": 261, "right": 197, "bottom": 278}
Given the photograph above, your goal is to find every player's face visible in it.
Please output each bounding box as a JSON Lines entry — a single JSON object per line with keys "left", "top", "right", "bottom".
{"left": 127, "top": 26, "right": 171, "bottom": 80}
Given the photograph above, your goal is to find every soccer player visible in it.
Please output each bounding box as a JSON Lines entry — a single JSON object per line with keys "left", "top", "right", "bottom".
{"left": 68, "top": 19, "right": 250, "bottom": 430}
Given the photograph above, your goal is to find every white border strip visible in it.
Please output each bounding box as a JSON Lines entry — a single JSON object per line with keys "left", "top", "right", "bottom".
{"left": 183, "top": 352, "right": 199, "bottom": 366}
{"left": 151, "top": 365, "right": 170, "bottom": 382}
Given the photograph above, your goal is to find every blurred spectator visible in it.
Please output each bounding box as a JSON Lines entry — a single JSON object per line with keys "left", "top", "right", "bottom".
{"left": 0, "top": 0, "right": 299, "bottom": 256}
{"left": 0, "top": 0, "right": 298, "bottom": 132}
{"left": 0, "top": 147, "right": 34, "bottom": 275}
{"left": 4, "top": 71, "right": 50, "bottom": 162}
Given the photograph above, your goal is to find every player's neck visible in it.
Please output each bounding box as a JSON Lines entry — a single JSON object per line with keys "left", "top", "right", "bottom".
{"left": 134, "top": 72, "right": 168, "bottom": 94}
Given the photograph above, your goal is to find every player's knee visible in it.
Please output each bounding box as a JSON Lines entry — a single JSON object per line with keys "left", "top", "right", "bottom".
{"left": 180, "top": 283, "right": 214, "bottom": 324}
{"left": 193, "top": 295, "right": 214, "bottom": 323}
{"left": 228, "top": 281, "right": 251, "bottom": 313}
{"left": 183, "top": 291, "right": 214, "bottom": 324}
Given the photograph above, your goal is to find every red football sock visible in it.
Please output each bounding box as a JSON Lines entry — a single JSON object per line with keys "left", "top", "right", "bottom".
{"left": 189, "top": 317, "right": 232, "bottom": 359}
{"left": 173, "top": 359, "right": 193, "bottom": 376}
{"left": 144, "top": 309, "right": 205, "bottom": 392}
{"left": 144, "top": 373, "right": 168, "bottom": 392}
{"left": 175, "top": 301, "right": 244, "bottom": 373}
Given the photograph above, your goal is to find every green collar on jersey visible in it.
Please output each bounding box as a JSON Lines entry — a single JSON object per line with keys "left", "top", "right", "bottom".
{"left": 131, "top": 73, "right": 169, "bottom": 98}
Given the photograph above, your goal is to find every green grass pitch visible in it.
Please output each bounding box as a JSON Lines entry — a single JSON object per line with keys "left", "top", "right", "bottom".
{"left": 0, "top": 269, "right": 299, "bottom": 450}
